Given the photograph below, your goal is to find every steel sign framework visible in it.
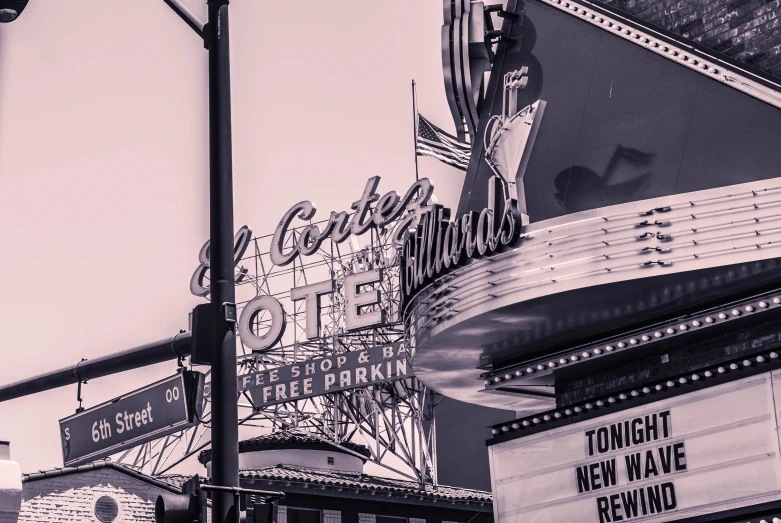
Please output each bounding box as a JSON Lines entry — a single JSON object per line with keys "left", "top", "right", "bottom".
{"left": 114, "top": 210, "right": 440, "bottom": 485}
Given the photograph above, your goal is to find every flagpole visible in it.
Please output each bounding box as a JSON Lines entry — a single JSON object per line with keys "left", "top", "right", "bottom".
{"left": 412, "top": 79, "right": 420, "bottom": 182}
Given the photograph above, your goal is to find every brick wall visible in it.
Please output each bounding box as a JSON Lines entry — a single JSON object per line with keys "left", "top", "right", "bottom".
{"left": 20, "top": 468, "right": 171, "bottom": 522}
{"left": 598, "top": 0, "right": 781, "bottom": 77}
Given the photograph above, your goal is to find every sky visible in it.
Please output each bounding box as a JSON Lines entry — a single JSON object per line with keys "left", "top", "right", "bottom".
{"left": 0, "top": 0, "right": 466, "bottom": 476}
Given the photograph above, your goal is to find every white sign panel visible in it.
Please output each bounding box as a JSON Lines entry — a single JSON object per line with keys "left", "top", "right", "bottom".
{"left": 489, "top": 372, "right": 781, "bottom": 522}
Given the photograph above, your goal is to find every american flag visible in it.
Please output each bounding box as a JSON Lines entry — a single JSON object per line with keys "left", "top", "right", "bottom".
{"left": 416, "top": 114, "right": 472, "bottom": 171}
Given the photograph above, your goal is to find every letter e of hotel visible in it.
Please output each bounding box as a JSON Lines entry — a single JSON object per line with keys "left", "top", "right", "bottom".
{"left": 238, "top": 295, "right": 287, "bottom": 352}
{"left": 344, "top": 269, "right": 385, "bottom": 330}
{"left": 290, "top": 279, "right": 334, "bottom": 339}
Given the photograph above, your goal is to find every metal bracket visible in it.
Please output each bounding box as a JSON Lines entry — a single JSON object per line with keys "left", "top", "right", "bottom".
{"left": 74, "top": 358, "right": 88, "bottom": 413}
{"left": 222, "top": 302, "right": 237, "bottom": 323}
{"left": 163, "top": 0, "right": 205, "bottom": 41}
{"left": 484, "top": 4, "right": 520, "bottom": 20}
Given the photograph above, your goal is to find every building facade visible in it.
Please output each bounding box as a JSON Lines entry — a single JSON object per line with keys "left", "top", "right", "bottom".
{"left": 197, "top": 432, "right": 493, "bottom": 523}
{"left": 405, "top": 0, "right": 781, "bottom": 522}
{"left": 18, "top": 460, "right": 181, "bottom": 522}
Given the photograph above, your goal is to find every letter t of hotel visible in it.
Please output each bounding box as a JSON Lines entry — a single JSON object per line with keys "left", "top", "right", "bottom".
{"left": 290, "top": 279, "right": 334, "bottom": 339}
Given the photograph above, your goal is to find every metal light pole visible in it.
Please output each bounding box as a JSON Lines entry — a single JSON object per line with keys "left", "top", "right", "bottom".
{"left": 205, "top": 1, "right": 240, "bottom": 522}
{"left": 1, "top": 2, "right": 241, "bottom": 520}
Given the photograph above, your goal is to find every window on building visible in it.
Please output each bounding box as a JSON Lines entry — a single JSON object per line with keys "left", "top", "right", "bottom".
{"left": 94, "top": 495, "right": 119, "bottom": 523}
{"left": 288, "top": 507, "right": 321, "bottom": 523}
{"left": 323, "top": 509, "right": 341, "bottom": 523}
{"left": 327, "top": 456, "right": 335, "bottom": 465}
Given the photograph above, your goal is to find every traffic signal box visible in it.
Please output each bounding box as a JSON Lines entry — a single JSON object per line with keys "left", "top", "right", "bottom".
{"left": 190, "top": 304, "right": 217, "bottom": 366}
{"left": 155, "top": 474, "right": 281, "bottom": 523}
{"left": 155, "top": 474, "right": 207, "bottom": 523}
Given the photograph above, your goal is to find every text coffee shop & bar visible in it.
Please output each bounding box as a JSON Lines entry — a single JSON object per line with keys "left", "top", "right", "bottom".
{"left": 400, "top": 0, "right": 781, "bottom": 522}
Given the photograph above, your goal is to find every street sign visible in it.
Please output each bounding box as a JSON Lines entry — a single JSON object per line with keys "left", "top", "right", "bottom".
{"left": 237, "top": 342, "right": 411, "bottom": 408}
{"left": 59, "top": 371, "right": 204, "bottom": 467}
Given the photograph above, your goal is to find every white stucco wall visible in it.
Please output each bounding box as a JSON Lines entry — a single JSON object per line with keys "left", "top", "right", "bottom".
{"left": 205, "top": 448, "right": 363, "bottom": 475}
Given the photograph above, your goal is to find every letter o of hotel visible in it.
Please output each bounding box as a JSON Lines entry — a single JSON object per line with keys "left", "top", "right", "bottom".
{"left": 238, "top": 295, "right": 287, "bottom": 352}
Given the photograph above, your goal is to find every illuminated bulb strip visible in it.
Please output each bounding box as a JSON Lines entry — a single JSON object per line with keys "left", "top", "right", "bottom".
{"left": 539, "top": 0, "right": 781, "bottom": 109}
{"left": 485, "top": 292, "right": 781, "bottom": 385}
{"left": 490, "top": 349, "right": 781, "bottom": 436}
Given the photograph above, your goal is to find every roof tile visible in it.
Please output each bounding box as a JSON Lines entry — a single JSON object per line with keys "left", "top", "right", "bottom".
{"left": 239, "top": 465, "right": 492, "bottom": 504}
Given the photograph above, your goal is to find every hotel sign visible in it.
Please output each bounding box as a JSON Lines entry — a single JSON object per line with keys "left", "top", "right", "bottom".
{"left": 237, "top": 343, "right": 410, "bottom": 407}
{"left": 489, "top": 372, "right": 781, "bottom": 522}
{"left": 59, "top": 372, "right": 204, "bottom": 467}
